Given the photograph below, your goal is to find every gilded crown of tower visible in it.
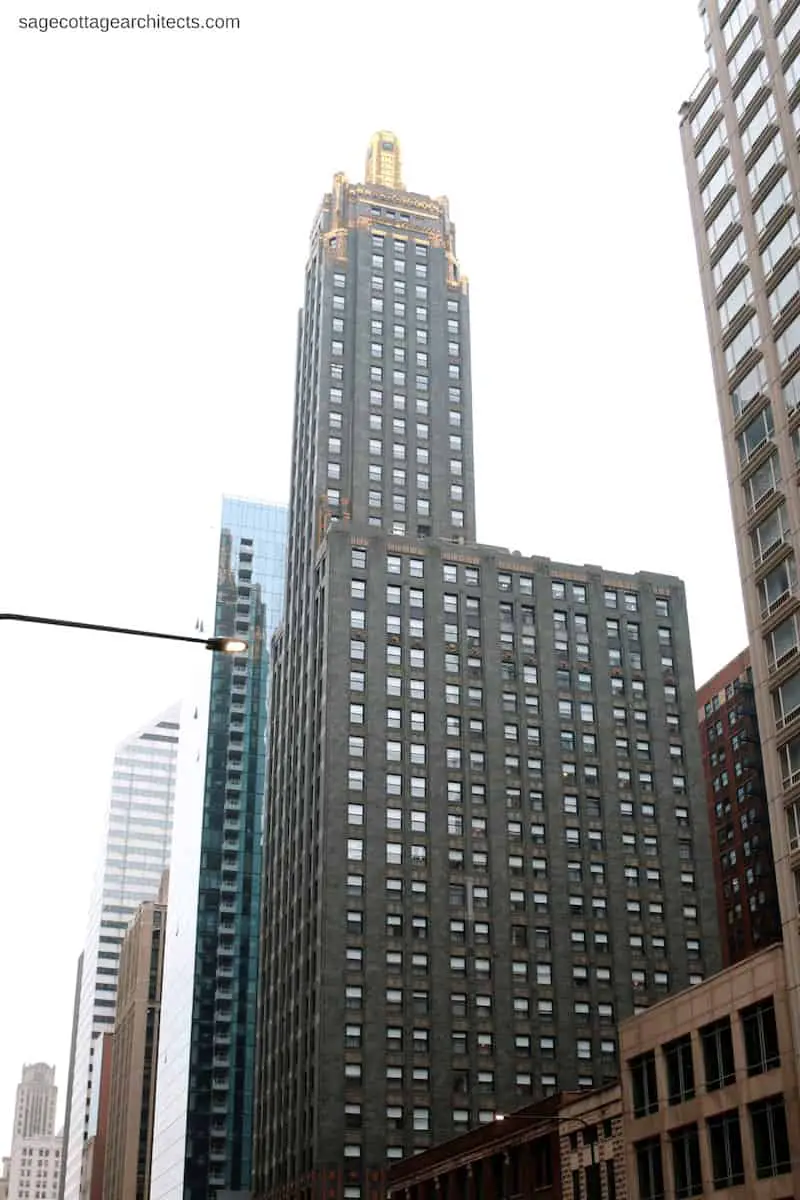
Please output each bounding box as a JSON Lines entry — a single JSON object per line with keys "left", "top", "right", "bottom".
{"left": 365, "top": 131, "right": 403, "bottom": 189}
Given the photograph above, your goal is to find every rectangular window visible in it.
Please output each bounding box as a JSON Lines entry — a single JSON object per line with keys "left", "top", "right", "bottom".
{"left": 635, "top": 1138, "right": 664, "bottom": 1200}
{"left": 750, "top": 1095, "right": 791, "bottom": 1179}
{"left": 708, "top": 1110, "right": 745, "bottom": 1188}
{"left": 701, "top": 1018, "right": 736, "bottom": 1091}
{"left": 664, "top": 1035, "right": 695, "bottom": 1104}
{"left": 741, "top": 1000, "right": 780, "bottom": 1075}
{"left": 670, "top": 1124, "right": 702, "bottom": 1200}
{"left": 630, "top": 1052, "right": 658, "bottom": 1117}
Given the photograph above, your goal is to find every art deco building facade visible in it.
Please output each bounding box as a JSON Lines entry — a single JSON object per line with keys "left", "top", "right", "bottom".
{"left": 253, "top": 134, "right": 720, "bottom": 1200}
{"left": 62, "top": 706, "right": 180, "bottom": 1200}
{"left": 697, "top": 648, "right": 780, "bottom": 965}
{"left": 150, "top": 498, "right": 287, "bottom": 1200}
{"left": 7, "top": 1066, "right": 61, "bottom": 1200}
{"left": 11, "top": 1066, "right": 57, "bottom": 1141}
{"left": 680, "top": 0, "right": 800, "bottom": 1067}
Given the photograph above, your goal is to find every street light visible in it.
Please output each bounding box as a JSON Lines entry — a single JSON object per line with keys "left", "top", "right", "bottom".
{"left": 495, "top": 1111, "right": 599, "bottom": 1165}
{"left": 495, "top": 1111, "right": 591, "bottom": 1128}
{"left": 0, "top": 613, "right": 247, "bottom": 654}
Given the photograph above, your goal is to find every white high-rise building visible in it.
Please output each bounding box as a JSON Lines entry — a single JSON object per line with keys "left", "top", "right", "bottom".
{"left": 6, "top": 1066, "right": 61, "bottom": 1200}
{"left": 7, "top": 1137, "right": 62, "bottom": 1200}
{"left": 12, "top": 1065, "right": 56, "bottom": 1141}
{"left": 61, "top": 704, "right": 181, "bottom": 1200}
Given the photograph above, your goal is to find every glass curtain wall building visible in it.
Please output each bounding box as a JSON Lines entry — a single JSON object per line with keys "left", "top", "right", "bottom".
{"left": 680, "top": 0, "right": 800, "bottom": 1067}
{"left": 62, "top": 706, "right": 181, "bottom": 1200}
{"left": 150, "top": 498, "right": 287, "bottom": 1200}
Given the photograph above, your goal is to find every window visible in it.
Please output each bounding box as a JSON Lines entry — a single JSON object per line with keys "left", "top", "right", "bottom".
{"left": 345, "top": 985, "right": 362, "bottom": 1009}
{"left": 635, "top": 1138, "right": 664, "bottom": 1200}
{"left": 741, "top": 1000, "right": 780, "bottom": 1075}
{"left": 630, "top": 1052, "right": 658, "bottom": 1117}
{"left": 670, "top": 1124, "right": 702, "bottom": 1200}
{"left": 701, "top": 1018, "right": 735, "bottom": 1091}
{"left": 346, "top": 838, "right": 363, "bottom": 861}
{"left": 708, "top": 1110, "right": 745, "bottom": 1188}
{"left": 664, "top": 1035, "right": 695, "bottom": 1104}
{"left": 750, "top": 1095, "right": 791, "bottom": 1179}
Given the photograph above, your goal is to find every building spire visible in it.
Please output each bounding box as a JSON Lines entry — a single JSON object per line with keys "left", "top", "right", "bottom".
{"left": 365, "top": 131, "right": 403, "bottom": 189}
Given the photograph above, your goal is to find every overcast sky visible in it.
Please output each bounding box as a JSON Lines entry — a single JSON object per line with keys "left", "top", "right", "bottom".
{"left": 0, "top": 0, "right": 734, "bottom": 1145}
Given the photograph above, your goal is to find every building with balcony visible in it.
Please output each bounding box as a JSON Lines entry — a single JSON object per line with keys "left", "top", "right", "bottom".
{"left": 150, "top": 498, "right": 287, "bottom": 1200}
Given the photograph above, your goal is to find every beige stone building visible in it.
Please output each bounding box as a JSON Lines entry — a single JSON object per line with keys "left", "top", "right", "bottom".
{"left": 103, "top": 895, "right": 167, "bottom": 1200}
{"left": 620, "top": 944, "right": 800, "bottom": 1198}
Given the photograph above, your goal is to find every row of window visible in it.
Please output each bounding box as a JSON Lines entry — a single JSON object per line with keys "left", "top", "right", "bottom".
{"left": 630, "top": 1000, "right": 779, "bottom": 1123}
{"left": 345, "top": 865, "right": 700, "bottom": 915}
{"left": 349, "top": 697, "right": 680, "bottom": 743}
{"left": 342, "top": 995, "right": 619, "bottom": 1034}
{"left": 347, "top": 665, "right": 681, "bottom": 707}
{"left": 357, "top": 549, "right": 671, "bottom": 614}
{"left": 332, "top": 471, "right": 464, "bottom": 503}
{"left": 636, "top": 1095, "right": 790, "bottom": 1199}
{"left": 343, "top": 1035, "right": 616, "bottom": 1081}
{"left": 353, "top": 579, "right": 672, "bottom": 641}
{"left": 343, "top": 920, "right": 701, "bottom": 962}
{"left": 351, "top": 720, "right": 680, "bottom": 763}
{"left": 369, "top": 233, "right": 429, "bottom": 256}
{"left": 345, "top": 836, "right": 699, "bottom": 895}
{"left": 343, "top": 966, "right": 700, "bottom": 1012}
{"left": 351, "top": 548, "right": 672, "bottom": 617}
{"left": 347, "top": 798, "right": 686, "bottom": 853}
{"left": 351, "top": 630, "right": 681, "bottom": 680}
{"left": 344, "top": 757, "right": 688, "bottom": 795}
{"left": 353, "top": 637, "right": 677, "bottom": 686}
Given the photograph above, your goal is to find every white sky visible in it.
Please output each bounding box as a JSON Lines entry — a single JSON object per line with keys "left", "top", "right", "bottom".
{"left": 0, "top": 0, "right": 737, "bottom": 1146}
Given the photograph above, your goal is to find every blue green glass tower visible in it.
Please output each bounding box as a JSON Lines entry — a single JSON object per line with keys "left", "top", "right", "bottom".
{"left": 150, "top": 498, "right": 287, "bottom": 1200}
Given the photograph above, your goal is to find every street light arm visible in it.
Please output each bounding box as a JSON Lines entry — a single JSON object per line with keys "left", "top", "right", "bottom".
{"left": 0, "top": 613, "right": 247, "bottom": 654}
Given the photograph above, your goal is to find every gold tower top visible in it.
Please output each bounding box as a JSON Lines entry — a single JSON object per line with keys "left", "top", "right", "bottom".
{"left": 365, "top": 131, "right": 403, "bottom": 189}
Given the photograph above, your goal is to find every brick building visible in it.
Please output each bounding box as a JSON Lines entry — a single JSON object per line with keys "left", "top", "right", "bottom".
{"left": 697, "top": 649, "right": 780, "bottom": 964}
{"left": 386, "top": 1087, "right": 625, "bottom": 1200}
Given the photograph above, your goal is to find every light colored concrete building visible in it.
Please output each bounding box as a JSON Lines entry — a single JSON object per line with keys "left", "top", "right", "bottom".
{"left": 620, "top": 944, "right": 799, "bottom": 1197}
{"left": 680, "top": 0, "right": 800, "bottom": 1084}
{"left": 7, "top": 1137, "right": 62, "bottom": 1200}
{"left": 12, "top": 1066, "right": 56, "bottom": 1141}
{"left": 62, "top": 705, "right": 181, "bottom": 1200}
